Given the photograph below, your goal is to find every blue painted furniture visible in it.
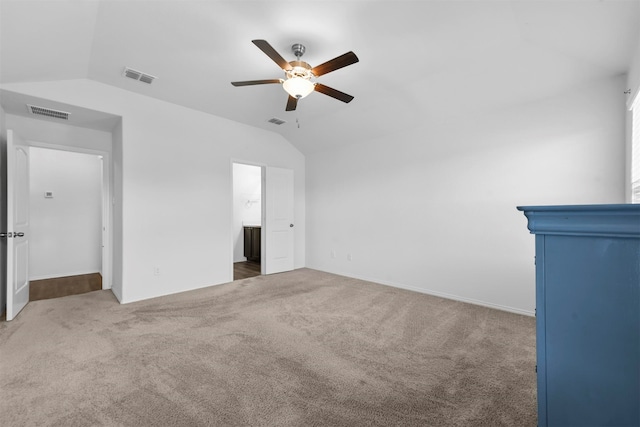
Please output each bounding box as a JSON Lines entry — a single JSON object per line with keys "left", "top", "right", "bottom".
{"left": 518, "top": 204, "right": 640, "bottom": 427}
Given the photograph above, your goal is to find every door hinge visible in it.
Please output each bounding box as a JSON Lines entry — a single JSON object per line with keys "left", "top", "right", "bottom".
{"left": 535, "top": 365, "right": 537, "bottom": 373}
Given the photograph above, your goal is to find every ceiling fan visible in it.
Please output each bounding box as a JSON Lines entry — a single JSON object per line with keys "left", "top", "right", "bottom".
{"left": 231, "top": 39, "right": 359, "bottom": 111}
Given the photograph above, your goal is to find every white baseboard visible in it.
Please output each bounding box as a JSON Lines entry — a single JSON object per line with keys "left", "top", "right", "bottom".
{"left": 118, "top": 280, "right": 228, "bottom": 305}
{"left": 307, "top": 267, "right": 535, "bottom": 317}
{"left": 110, "top": 286, "right": 123, "bottom": 303}
{"left": 29, "top": 271, "right": 102, "bottom": 282}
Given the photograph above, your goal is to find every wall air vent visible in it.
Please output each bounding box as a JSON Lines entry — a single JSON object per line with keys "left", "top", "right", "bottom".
{"left": 27, "top": 104, "right": 70, "bottom": 120}
{"left": 268, "top": 117, "right": 286, "bottom": 125}
{"left": 123, "top": 67, "right": 156, "bottom": 84}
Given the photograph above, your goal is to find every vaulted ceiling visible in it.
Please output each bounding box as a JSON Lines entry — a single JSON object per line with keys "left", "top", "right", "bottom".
{"left": 1, "top": 0, "right": 639, "bottom": 153}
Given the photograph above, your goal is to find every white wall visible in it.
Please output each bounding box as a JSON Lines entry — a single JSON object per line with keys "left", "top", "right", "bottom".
{"left": 232, "top": 163, "right": 262, "bottom": 263}
{"left": 0, "top": 79, "right": 305, "bottom": 303}
{"left": 626, "top": 35, "right": 640, "bottom": 201}
{"left": 627, "top": 36, "right": 640, "bottom": 102}
{"left": 307, "top": 75, "right": 626, "bottom": 315}
{"left": 28, "top": 148, "right": 102, "bottom": 280}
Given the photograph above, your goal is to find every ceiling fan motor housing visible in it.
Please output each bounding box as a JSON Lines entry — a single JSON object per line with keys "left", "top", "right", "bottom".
{"left": 286, "top": 61, "right": 314, "bottom": 78}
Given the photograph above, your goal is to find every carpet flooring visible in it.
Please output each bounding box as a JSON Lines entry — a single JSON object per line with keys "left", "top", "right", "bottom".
{"left": 0, "top": 268, "right": 536, "bottom": 426}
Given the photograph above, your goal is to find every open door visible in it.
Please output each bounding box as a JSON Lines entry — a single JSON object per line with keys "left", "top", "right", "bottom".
{"left": 264, "top": 166, "right": 294, "bottom": 274}
{"left": 5, "top": 130, "right": 30, "bottom": 320}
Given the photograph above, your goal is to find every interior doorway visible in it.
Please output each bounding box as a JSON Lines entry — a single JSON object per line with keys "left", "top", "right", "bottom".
{"left": 28, "top": 147, "right": 106, "bottom": 300}
{"left": 232, "top": 163, "right": 263, "bottom": 280}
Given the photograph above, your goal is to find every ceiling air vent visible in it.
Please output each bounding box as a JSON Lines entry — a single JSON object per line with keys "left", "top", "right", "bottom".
{"left": 123, "top": 67, "right": 156, "bottom": 84}
{"left": 268, "top": 117, "right": 286, "bottom": 125}
{"left": 27, "top": 104, "right": 70, "bottom": 120}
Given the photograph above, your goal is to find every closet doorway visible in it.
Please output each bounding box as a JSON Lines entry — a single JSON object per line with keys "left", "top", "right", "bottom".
{"left": 232, "top": 163, "right": 263, "bottom": 280}
{"left": 28, "top": 145, "right": 110, "bottom": 300}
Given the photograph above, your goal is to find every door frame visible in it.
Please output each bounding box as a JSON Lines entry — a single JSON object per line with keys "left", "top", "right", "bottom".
{"left": 26, "top": 140, "right": 113, "bottom": 289}
{"left": 230, "top": 160, "right": 266, "bottom": 279}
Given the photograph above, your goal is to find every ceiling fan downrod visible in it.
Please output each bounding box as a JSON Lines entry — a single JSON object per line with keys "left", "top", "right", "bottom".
{"left": 291, "top": 43, "right": 305, "bottom": 60}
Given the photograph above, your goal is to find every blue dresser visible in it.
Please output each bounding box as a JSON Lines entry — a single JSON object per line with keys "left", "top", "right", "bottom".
{"left": 518, "top": 205, "right": 640, "bottom": 427}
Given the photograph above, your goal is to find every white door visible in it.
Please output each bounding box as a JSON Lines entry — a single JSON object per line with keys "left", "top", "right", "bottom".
{"left": 264, "top": 167, "right": 294, "bottom": 274}
{"left": 5, "top": 130, "right": 30, "bottom": 321}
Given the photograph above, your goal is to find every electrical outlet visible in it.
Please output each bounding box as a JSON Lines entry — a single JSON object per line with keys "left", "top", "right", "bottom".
{"left": 331, "top": 250, "right": 336, "bottom": 259}
{"left": 153, "top": 267, "right": 160, "bottom": 276}
{"left": 347, "top": 253, "right": 352, "bottom": 261}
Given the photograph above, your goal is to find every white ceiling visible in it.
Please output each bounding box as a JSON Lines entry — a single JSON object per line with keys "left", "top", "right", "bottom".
{"left": 1, "top": 0, "right": 639, "bottom": 153}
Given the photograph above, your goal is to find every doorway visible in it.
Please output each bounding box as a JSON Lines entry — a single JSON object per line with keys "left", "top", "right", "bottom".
{"left": 4, "top": 133, "right": 113, "bottom": 320}
{"left": 232, "top": 163, "right": 263, "bottom": 280}
{"left": 28, "top": 147, "right": 106, "bottom": 300}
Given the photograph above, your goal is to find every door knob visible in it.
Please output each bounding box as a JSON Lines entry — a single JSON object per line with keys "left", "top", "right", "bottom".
{"left": 290, "top": 224, "right": 294, "bottom": 227}
{"left": 1, "top": 232, "right": 24, "bottom": 238}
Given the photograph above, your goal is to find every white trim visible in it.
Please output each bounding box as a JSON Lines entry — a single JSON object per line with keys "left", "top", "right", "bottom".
{"left": 310, "top": 267, "right": 535, "bottom": 317}
{"left": 110, "top": 281, "right": 123, "bottom": 302}
{"left": 631, "top": 91, "right": 640, "bottom": 202}
{"left": 118, "top": 281, "right": 225, "bottom": 304}
{"left": 24, "top": 140, "right": 113, "bottom": 290}
{"left": 29, "top": 271, "right": 103, "bottom": 281}
{"left": 627, "top": 85, "right": 640, "bottom": 111}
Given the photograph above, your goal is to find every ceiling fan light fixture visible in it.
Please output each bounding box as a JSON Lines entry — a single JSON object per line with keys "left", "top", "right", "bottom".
{"left": 231, "top": 40, "right": 358, "bottom": 111}
{"left": 283, "top": 77, "right": 315, "bottom": 99}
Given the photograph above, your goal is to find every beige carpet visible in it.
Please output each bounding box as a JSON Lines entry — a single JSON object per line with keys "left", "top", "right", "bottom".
{"left": 0, "top": 268, "right": 536, "bottom": 426}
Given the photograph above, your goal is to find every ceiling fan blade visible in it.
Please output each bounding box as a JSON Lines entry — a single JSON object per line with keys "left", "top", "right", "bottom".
{"left": 252, "top": 40, "right": 293, "bottom": 71}
{"left": 311, "top": 51, "right": 359, "bottom": 77}
{"left": 231, "top": 79, "right": 282, "bottom": 87}
{"left": 285, "top": 95, "right": 298, "bottom": 111}
{"left": 314, "top": 83, "right": 354, "bottom": 103}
